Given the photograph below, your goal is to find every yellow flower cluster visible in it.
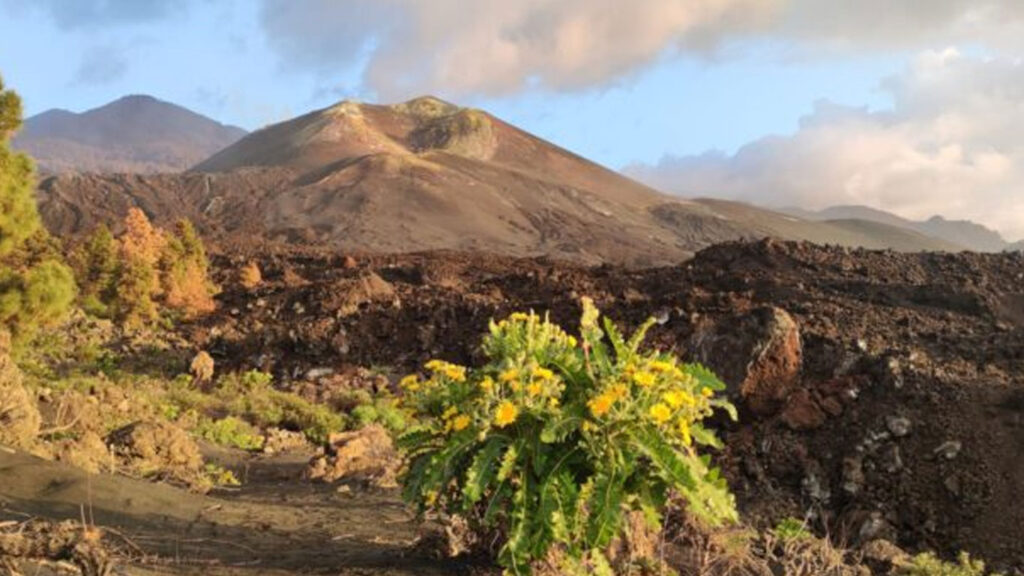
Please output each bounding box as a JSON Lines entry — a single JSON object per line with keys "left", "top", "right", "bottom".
{"left": 425, "top": 359, "right": 467, "bottom": 382}
{"left": 577, "top": 355, "right": 718, "bottom": 449}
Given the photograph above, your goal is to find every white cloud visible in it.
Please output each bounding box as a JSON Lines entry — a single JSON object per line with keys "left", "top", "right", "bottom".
{"left": 259, "top": 0, "right": 781, "bottom": 99}
{"left": 627, "top": 49, "right": 1024, "bottom": 240}
{"left": 257, "top": 0, "right": 1024, "bottom": 99}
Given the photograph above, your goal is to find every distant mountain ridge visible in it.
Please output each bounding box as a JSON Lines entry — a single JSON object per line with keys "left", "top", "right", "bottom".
{"left": 783, "top": 205, "right": 1011, "bottom": 252}
{"left": 13, "top": 95, "right": 246, "bottom": 174}
{"left": 32, "top": 95, "right": 963, "bottom": 264}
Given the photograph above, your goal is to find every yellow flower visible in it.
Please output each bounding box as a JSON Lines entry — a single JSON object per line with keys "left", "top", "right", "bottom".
{"left": 532, "top": 366, "right": 554, "bottom": 381}
{"left": 399, "top": 374, "right": 419, "bottom": 388}
{"left": 451, "top": 415, "right": 471, "bottom": 432}
{"left": 567, "top": 336, "right": 578, "bottom": 348}
{"left": 509, "top": 312, "right": 530, "bottom": 321}
{"left": 425, "top": 490, "right": 439, "bottom": 506}
{"left": 650, "top": 360, "right": 675, "bottom": 373}
{"left": 443, "top": 365, "right": 467, "bottom": 382}
{"left": 442, "top": 406, "right": 458, "bottom": 420}
{"left": 701, "top": 387, "right": 714, "bottom": 398}
{"left": 499, "top": 368, "right": 520, "bottom": 383}
{"left": 527, "top": 382, "right": 543, "bottom": 397}
{"left": 677, "top": 419, "right": 692, "bottom": 446}
{"left": 424, "top": 359, "right": 445, "bottom": 371}
{"left": 649, "top": 403, "right": 672, "bottom": 424}
{"left": 548, "top": 396, "right": 560, "bottom": 408}
{"left": 663, "top": 390, "right": 686, "bottom": 408}
{"left": 588, "top": 393, "right": 615, "bottom": 418}
{"left": 633, "top": 371, "right": 656, "bottom": 388}
{"left": 479, "top": 377, "right": 495, "bottom": 392}
{"left": 494, "top": 401, "right": 519, "bottom": 427}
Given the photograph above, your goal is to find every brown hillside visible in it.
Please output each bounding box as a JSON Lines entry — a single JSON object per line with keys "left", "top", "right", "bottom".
{"left": 38, "top": 97, "right": 958, "bottom": 265}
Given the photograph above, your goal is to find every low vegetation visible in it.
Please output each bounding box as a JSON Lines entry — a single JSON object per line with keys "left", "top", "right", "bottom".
{"left": 397, "top": 299, "right": 737, "bottom": 573}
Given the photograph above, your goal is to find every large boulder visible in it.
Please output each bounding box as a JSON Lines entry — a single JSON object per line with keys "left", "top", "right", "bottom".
{"left": 691, "top": 306, "right": 802, "bottom": 416}
{"left": 106, "top": 421, "right": 203, "bottom": 488}
{"left": 307, "top": 424, "right": 398, "bottom": 487}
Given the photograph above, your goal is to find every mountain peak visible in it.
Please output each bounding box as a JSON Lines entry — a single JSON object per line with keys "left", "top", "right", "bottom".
{"left": 13, "top": 95, "right": 247, "bottom": 174}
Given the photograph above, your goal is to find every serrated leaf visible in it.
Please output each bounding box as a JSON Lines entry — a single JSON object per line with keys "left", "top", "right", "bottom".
{"left": 584, "top": 470, "right": 625, "bottom": 549}
{"left": 690, "top": 422, "right": 724, "bottom": 449}
{"left": 462, "top": 436, "right": 508, "bottom": 507}
{"left": 497, "top": 440, "right": 522, "bottom": 482}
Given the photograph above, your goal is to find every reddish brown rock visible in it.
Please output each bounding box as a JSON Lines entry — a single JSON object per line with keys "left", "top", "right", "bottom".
{"left": 780, "top": 388, "right": 826, "bottom": 430}
{"left": 692, "top": 306, "right": 803, "bottom": 416}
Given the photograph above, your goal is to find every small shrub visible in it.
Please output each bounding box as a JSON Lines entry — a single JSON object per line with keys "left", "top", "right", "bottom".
{"left": 351, "top": 394, "right": 407, "bottom": 433}
{"left": 773, "top": 517, "right": 812, "bottom": 541}
{"left": 189, "top": 350, "right": 215, "bottom": 383}
{"left": 202, "top": 463, "right": 241, "bottom": 488}
{"left": 212, "top": 370, "right": 346, "bottom": 445}
{"left": 238, "top": 261, "right": 262, "bottom": 289}
{"left": 195, "top": 416, "right": 264, "bottom": 451}
{"left": 902, "top": 552, "right": 1000, "bottom": 576}
{"left": 398, "top": 299, "right": 737, "bottom": 573}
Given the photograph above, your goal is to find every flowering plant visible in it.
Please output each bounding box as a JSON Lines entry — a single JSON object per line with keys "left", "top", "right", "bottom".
{"left": 398, "top": 298, "right": 737, "bottom": 573}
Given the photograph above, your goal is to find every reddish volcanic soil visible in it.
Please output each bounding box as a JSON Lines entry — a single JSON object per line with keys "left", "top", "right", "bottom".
{"left": 187, "top": 239, "right": 1024, "bottom": 571}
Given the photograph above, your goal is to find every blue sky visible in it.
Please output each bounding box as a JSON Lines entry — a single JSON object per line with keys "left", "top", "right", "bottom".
{"left": 0, "top": 1, "right": 899, "bottom": 167}
{"left": 1, "top": 1, "right": 1023, "bottom": 239}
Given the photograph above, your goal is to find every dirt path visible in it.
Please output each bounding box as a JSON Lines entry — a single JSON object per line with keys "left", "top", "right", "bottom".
{"left": 0, "top": 447, "right": 486, "bottom": 575}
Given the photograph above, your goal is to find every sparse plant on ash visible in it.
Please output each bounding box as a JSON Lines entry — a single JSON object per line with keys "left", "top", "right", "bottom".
{"left": 902, "top": 552, "right": 1003, "bottom": 576}
{"left": 397, "top": 298, "right": 737, "bottom": 573}
{"left": 238, "top": 260, "right": 262, "bottom": 289}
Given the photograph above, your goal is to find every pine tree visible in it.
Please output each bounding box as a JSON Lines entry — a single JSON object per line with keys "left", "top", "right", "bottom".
{"left": 160, "top": 219, "right": 216, "bottom": 317}
{"left": 114, "top": 208, "right": 163, "bottom": 328}
{"left": 72, "top": 224, "right": 118, "bottom": 316}
{"left": 0, "top": 74, "right": 75, "bottom": 342}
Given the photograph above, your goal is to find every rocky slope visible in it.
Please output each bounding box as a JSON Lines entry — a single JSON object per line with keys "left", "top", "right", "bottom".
{"left": 13, "top": 95, "right": 246, "bottom": 174}
{"left": 186, "top": 239, "right": 1024, "bottom": 571}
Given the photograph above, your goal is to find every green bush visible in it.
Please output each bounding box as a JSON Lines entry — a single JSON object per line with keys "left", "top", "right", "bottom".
{"left": 210, "top": 370, "right": 346, "bottom": 445}
{"left": 196, "top": 416, "right": 265, "bottom": 451}
{"left": 351, "top": 394, "right": 407, "bottom": 433}
{"left": 397, "top": 299, "right": 737, "bottom": 573}
{"left": 902, "top": 552, "right": 1002, "bottom": 576}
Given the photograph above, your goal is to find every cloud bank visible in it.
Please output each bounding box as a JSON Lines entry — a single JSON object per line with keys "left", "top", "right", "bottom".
{"left": 258, "top": 0, "right": 1024, "bottom": 99}
{"left": 627, "top": 50, "right": 1024, "bottom": 240}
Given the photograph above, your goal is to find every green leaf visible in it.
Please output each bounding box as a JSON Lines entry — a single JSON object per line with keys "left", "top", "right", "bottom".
{"left": 602, "top": 316, "right": 627, "bottom": 360}
{"left": 710, "top": 397, "right": 739, "bottom": 421}
{"left": 395, "top": 426, "right": 437, "bottom": 453}
{"left": 690, "top": 422, "right": 724, "bottom": 449}
{"left": 629, "top": 426, "right": 699, "bottom": 492}
{"left": 685, "top": 363, "right": 728, "bottom": 391}
{"left": 462, "top": 436, "right": 508, "bottom": 507}
{"left": 540, "top": 412, "right": 582, "bottom": 444}
{"left": 583, "top": 470, "right": 625, "bottom": 549}
{"left": 625, "top": 317, "right": 657, "bottom": 356}
{"left": 498, "top": 439, "right": 523, "bottom": 482}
